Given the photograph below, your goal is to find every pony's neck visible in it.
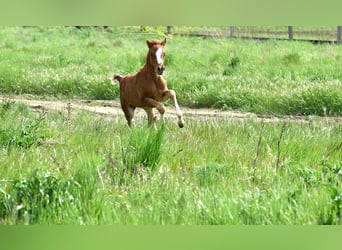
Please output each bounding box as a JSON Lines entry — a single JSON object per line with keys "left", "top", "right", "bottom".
{"left": 143, "top": 52, "right": 158, "bottom": 80}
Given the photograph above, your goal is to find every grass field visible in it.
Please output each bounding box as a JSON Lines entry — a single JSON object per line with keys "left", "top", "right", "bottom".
{"left": 0, "top": 101, "right": 341, "bottom": 224}
{"left": 1, "top": 26, "right": 342, "bottom": 116}
{"left": 0, "top": 26, "right": 342, "bottom": 225}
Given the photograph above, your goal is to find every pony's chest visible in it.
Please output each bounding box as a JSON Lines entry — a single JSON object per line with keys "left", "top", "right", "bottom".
{"left": 155, "top": 77, "right": 167, "bottom": 90}
{"left": 140, "top": 77, "right": 167, "bottom": 91}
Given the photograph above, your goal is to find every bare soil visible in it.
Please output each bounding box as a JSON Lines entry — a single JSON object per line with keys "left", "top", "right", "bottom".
{"left": 1, "top": 95, "right": 342, "bottom": 124}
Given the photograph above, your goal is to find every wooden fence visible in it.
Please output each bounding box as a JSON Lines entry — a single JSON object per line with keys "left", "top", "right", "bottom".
{"left": 165, "top": 26, "right": 342, "bottom": 45}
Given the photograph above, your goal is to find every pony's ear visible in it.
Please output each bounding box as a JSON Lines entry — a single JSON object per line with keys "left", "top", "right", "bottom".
{"left": 161, "top": 38, "right": 167, "bottom": 47}
{"left": 146, "top": 39, "right": 153, "bottom": 48}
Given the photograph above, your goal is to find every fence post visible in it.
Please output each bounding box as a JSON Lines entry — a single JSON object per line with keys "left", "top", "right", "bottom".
{"left": 166, "top": 26, "right": 172, "bottom": 35}
{"left": 230, "top": 26, "right": 236, "bottom": 38}
{"left": 288, "top": 26, "right": 294, "bottom": 41}
{"left": 337, "top": 26, "right": 342, "bottom": 45}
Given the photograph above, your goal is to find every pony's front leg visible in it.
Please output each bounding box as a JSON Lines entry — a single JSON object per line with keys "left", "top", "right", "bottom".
{"left": 163, "top": 90, "right": 185, "bottom": 128}
{"left": 144, "top": 107, "right": 158, "bottom": 128}
{"left": 142, "top": 98, "right": 166, "bottom": 128}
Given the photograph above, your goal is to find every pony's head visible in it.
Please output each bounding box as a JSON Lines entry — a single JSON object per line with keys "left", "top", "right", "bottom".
{"left": 146, "top": 38, "right": 167, "bottom": 75}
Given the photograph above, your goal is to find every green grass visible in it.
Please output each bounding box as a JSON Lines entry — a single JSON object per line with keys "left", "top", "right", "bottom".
{"left": 1, "top": 26, "right": 342, "bottom": 116}
{"left": 1, "top": 26, "right": 342, "bottom": 225}
{"left": 0, "top": 102, "right": 341, "bottom": 225}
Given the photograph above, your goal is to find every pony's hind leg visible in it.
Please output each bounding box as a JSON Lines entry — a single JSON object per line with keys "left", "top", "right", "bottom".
{"left": 121, "top": 99, "right": 136, "bottom": 127}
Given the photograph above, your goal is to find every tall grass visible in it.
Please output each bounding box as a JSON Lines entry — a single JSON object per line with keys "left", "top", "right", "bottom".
{"left": 0, "top": 102, "right": 341, "bottom": 225}
{"left": 0, "top": 26, "right": 342, "bottom": 116}
{"left": 0, "top": 101, "right": 49, "bottom": 149}
{"left": 120, "top": 125, "right": 165, "bottom": 173}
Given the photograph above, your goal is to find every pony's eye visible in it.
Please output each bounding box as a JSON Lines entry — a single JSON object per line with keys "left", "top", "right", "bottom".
{"left": 150, "top": 52, "right": 154, "bottom": 57}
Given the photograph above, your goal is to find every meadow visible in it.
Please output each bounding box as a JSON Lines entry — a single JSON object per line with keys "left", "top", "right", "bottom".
{"left": 1, "top": 26, "right": 342, "bottom": 116}
{"left": 0, "top": 26, "right": 342, "bottom": 224}
{"left": 0, "top": 101, "right": 341, "bottom": 225}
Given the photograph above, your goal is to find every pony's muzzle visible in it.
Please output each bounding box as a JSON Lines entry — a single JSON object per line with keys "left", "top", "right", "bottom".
{"left": 157, "top": 65, "right": 165, "bottom": 75}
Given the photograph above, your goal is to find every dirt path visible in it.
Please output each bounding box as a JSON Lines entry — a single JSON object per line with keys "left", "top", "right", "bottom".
{"left": 1, "top": 95, "right": 342, "bottom": 124}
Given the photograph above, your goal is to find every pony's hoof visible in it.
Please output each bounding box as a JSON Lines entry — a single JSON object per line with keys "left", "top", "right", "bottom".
{"left": 178, "top": 117, "right": 185, "bottom": 128}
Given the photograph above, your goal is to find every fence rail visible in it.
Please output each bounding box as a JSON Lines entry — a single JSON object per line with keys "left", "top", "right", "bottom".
{"left": 73, "top": 26, "right": 342, "bottom": 45}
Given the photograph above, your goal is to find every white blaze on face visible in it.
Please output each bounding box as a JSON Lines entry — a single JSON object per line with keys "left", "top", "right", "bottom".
{"left": 156, "top": 47, "right": 163, "bottom": 65}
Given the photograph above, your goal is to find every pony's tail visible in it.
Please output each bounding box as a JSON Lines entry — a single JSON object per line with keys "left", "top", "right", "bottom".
{"left": 110, "top": 74, "right": 123, "bottom": 85}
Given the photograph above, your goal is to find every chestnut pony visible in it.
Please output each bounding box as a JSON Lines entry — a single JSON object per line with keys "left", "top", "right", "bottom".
{"left": 112, "top": 38, "right": 184, "bottom": 128}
